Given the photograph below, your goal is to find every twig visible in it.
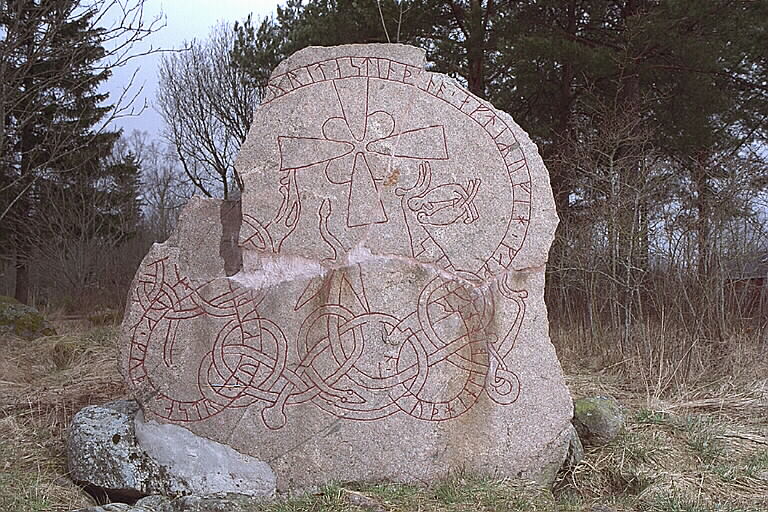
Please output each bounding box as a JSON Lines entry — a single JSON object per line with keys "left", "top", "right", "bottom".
{"left": 377, "top": 0, "right": 391, "bottom": 43}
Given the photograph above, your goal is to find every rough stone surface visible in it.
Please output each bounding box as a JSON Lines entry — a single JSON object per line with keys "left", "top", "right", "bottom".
{"left": 563, "top": 424, "right": 584, "bottom": 469}
{"left": 0, "top": 295, "right": 56, "bottom": 339}
{"left": 67, "top": 400, "right": 276, "bottom": 499}
{"left": 173, "top": 495, "right": 266, "bottom": 512}
{"left": 70, "top": 503, "right": 135, "bottom": 512}
{"left": 573, "top": 396, "right": 625, "bottom": 447}
{"left": 69, "top": 495, "right": 268, "bottom": 512}
{"left": 133, "top": 495, "right": 175, "bottom": 512}
{"left": 120, "top": 43, "right": 572, "bottom": 492}
{"left": 135, "top": 412, "right": 276, "bottom": 497}
{"left": 67, "top": 400, "right": 154, "bottom": 501}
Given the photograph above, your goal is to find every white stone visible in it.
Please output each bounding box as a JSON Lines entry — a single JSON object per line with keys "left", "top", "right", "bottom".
{"left": 134, "top": 412, "right": 276, "bottom": 497}
{"left": 67, "top": 400, "right": 276, "bottom": 499}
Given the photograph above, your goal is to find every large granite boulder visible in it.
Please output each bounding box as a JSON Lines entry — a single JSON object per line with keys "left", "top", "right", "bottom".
{"left": 0, "top": 295, "right": 56, "bottom": 339}
{"left": 120, "top": 44, "right": 572, "bottom": 492}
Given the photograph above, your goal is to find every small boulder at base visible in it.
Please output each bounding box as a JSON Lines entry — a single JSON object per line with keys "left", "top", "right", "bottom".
{"left": 69, "top": 495, "right": 265, "bottom": 512}
{"left": 0, "top": 295, "right": 56, "bottom": 339}
{"left": 67, "top": 400, "right": 276, "bottom": 501}
{"left": 573, "top": 395, "right": 625, "bottom": 447}
{"left": 67, "top": 400, "right": 158, "bottom": 502}
{"left": 563, "top": 424, "right": 584, "bottom": 468}
{"left": 70, "top": 505, "right": 134, "bottom": 512}
{"left": 132, "top": 495, "right": 173, "bottom": 512}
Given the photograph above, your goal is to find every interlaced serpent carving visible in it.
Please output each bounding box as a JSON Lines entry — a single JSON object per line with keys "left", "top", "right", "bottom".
{"left": 127, "top": 257, "right": 526, "bottom": 427}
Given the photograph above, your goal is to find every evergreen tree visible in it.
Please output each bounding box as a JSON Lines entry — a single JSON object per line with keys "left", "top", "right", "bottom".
{"left": 107, "top": 151, "right": 143, "bottom": 242}
{"left": 0, "top": 0, "right": 135, "bottom": 303}
{"left": 232, "top": 0, "right": 767, "bottom": 212}
{"left": 232, "top": 0, "right": 440, "bottom": 91}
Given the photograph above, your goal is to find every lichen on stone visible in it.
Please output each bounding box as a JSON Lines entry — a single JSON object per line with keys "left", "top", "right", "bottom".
{"left": 0, "top": 296, "right": 56, "bottom": 339}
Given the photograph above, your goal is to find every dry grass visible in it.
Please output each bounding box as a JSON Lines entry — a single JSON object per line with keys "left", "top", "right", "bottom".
{"left": 558, "top": 364, "right": 768, "bottom": 512}
{"left": 553, "top": 322, "right": 768, "bottom": 400}
{"left": 555, "top": 412, "right": 768, "bottom": 510}
{"left": 250, "top": 478, "right": 558, "bottom": 512}
{"left": 0, "top": 320, "right": 125, "bottom": 512}
{"left": 0, "top": 318, "right": 766, "bottom": 512}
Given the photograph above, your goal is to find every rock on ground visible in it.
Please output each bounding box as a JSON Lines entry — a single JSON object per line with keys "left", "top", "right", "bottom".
{"left": 68, "top": 400, "right": 160, "bottom": 502}
{"left": 67, "top": 400, "right": 276, "bottom": 502}
{"left": 572, "top": 396, "right": 625, "bottom": 447}
{"left": 120, "top": 43, "right": 572, "bottom": 492}
{"left": 0, "top": 295, "right": 56, "bottom": 339}
{"left": 170, "top": 495, "right": 271, "bottom": 511}
{"left": 563, "top": 424, "right": 584, "bottom": 468}
{"left": 70, "top": 494, "right": 269, "bottom": 512}
{"left": 71, "top": 504, "right": 135, "bottom": 512}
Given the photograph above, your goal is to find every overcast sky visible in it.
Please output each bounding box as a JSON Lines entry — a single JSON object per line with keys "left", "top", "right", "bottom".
{"left": 104, "top": 0, "right": 280, "bottom": 141}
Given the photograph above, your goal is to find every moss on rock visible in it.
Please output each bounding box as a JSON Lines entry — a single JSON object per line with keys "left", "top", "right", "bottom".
{"left": 0, "top": 296, "right": 56, "bottom": 340}
{"left": 573, "top": 395, "right": 625, "bottom": 447}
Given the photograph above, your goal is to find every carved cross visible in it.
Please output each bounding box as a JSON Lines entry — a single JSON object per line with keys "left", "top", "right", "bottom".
{"left": 277, "top": 77, "right": 449, "bottom": 227}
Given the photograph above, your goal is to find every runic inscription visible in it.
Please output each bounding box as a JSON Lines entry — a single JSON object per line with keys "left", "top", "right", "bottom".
{"left": 278, "top": 77, "right": 448, "bottom": 228}
{"left": 122, "top": 44, "right": 570, "bottom": 492}
{"left": 126, "top": 53, "right": 537, "bottom": 428}
{"left": 241, "top": 55, "right": 533, "bottom": 276}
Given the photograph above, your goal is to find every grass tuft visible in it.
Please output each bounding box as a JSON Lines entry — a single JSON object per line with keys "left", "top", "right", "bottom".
{"left": 259, "top": 477, "right": 556, "bottom": 512}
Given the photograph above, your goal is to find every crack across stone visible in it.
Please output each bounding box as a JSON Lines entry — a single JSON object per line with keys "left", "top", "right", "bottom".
{"left": 231, "top": 244, "right": 546, "bottom": 294}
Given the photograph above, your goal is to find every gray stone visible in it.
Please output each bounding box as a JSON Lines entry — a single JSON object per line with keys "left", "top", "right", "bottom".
{"left": 0, "top": 295, "right": 56, "bottom": 339}
{"left": 69, "top": 501, "right": 174, "bottom": 512}
{"left": 67, "top": 400, "right": 154, "bottom": 501}
{"left": 68, "top": 495, "right": 266, "bottom": 512}
{"left": 134, "top": 495, "right": 175, "bottom": 512}
{"left": 70, "top": 504, "right": 135, "bottom": 512}
{"left": 67, "top": 400, "right": 276, "bottom": 499}
{"left": 135, "top": 412, "right": 276, "bottom": 497}
{"left": 564, "top": 424, "right": 584, "bottom": 468}
{"left": 120, "top": 43, "right": 572, "bottom": 492}
{"left": 573, "top": 396, "right": 625, "bottom": 447}
{"left": 174, "top": 495, "right": 263, "bottom": 512}
{"left": 342, "top": 490, "right": 386, "bottom": 512}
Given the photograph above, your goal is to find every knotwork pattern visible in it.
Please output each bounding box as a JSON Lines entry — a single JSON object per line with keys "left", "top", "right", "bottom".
{"left": 127, "top": 257, "right": 526, "bottom": 427}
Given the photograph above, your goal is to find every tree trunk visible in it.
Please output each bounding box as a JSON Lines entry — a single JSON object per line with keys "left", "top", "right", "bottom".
{"left": 14, "top": 70, "right": 35, "bottom": 305}
{"left": 465, "top": 0, "right": 486, "bottom": 97}
{"left": 694, "top": 158, "right": 712, "bottom": 280}
{"left": 14, "top": 251, "right": 30, "bottom": 304}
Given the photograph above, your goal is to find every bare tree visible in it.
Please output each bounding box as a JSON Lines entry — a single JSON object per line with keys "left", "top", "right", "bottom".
{"left": 137, "top": 131, "right": 192, "bottom": 241}
{"left": 546, "top": 90, "right": 768, "bottom": 387}
{"left": 157, "top": 22, "right": 257, "bottom": 199}
{"left": 549, "top": 93, "right": 672, "bottom": 349}
{"left": 1, "top": 0, "right": 165, "bottom": 304}
{"left": 112, "top": 130, "right": 193, "bottom": 241}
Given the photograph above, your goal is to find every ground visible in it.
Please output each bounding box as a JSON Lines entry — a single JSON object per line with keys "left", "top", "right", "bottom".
{"left": 0, "top": 319, "right": 766, "bottom": 512}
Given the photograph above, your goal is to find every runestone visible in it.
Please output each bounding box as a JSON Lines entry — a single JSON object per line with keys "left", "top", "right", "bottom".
{"left": 121, "top": 44, "right": 573, "bottom": 492}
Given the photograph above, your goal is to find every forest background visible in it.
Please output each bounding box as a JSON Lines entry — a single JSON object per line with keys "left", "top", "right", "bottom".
{"left": 2, "top": 0, "right": 767, "bottom": 390}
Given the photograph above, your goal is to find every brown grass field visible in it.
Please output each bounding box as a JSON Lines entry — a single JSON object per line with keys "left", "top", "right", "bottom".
{"left": 0, "top": 318, "right": 766, "bottom": 512}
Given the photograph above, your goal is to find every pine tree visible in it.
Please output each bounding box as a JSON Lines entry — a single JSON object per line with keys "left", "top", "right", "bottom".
{"left": 0, "top": 0, "right": 133, "bottom": 304}
{"left": 105, "top": 151, "right": 143, "bottom": 242}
